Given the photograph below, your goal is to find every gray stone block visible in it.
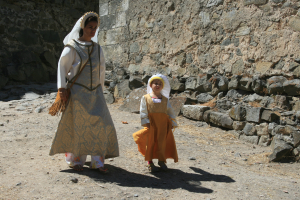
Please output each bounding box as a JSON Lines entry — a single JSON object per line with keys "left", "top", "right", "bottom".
{"left": 246, "top": 107, "right": 262, "bottom": 123}
{"left": 232, "top": 121, "right": 246, "bottom": 130}
{"left": 283, "top": 79, "right": 300, "bottom": 96}
{"left": 269, "top": 138, "right": 293, "bottom": 162}
{"left": 169, "top": 96, "right": 187, "bottom": 116}
{"left": 292, "top": 131, "right": 300, "bottom": 147}
{"left": 256, "top": 123, "right": 269, "bottom": 136}
{"left": 119, "top": 87, "right": 146, "bottom": 113}
{"left": 182, "top": 105, "right": 210, "bottom": 121}
{"left": 229, "top": 105, "right": 246, "bottom": 121}
{"left": 185, "top": 77, "right": 197, "bottom": 90}
{"left": 243, "top": 123, "right": 256, "bottom": 136}
{"left": 196, "top": 93, "right": 213, "bottom": 103}
{"left": 261, "top": 109, "right": 280, "bottom": 122}
{"left": 129, "top": 76, "right": 144, "bottom": 90}
{"left": 209, "top": 111, "right": 233, "bottom": 129}
{"left": 203, "top": 110, "right": 212, "bottom": 123}
{"left": 258, "top": 135, "right": 270, "bottom": 146}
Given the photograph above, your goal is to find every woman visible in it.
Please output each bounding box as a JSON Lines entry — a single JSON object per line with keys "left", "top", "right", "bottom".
{"left": 49, "top": 12, "right": 119, "bottom": 173}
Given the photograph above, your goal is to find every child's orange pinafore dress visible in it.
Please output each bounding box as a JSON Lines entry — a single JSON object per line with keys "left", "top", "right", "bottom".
{"left": 132, "top": 94, "right": 178, "bottom": 162}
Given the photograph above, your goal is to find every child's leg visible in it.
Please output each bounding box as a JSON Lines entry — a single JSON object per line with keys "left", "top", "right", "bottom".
{"left": 158, "top": 161, "right": 168, "bottom": 171}
{"left": 147, "top": 160, "right": 160, "bottom": 172}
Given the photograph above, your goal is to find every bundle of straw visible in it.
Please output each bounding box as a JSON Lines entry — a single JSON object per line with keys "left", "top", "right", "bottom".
{"left": 48, "top": 89, "right": 70, "bottom": 116}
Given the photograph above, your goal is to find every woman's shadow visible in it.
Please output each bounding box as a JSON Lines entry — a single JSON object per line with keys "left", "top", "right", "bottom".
{"left": 61, "top": 164, "right": 235, "bottom": 193}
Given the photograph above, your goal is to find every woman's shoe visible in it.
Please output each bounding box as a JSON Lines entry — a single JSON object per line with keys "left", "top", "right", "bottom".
{"left": 158, "top": 161, "right": 168, "bottom": 171}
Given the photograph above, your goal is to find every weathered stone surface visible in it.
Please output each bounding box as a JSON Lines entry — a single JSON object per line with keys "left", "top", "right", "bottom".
{"left": 203, "top": 110, "right": 212, "bottom": 123}
{"left": 215, "top": 99, "right": 233, "bottom": 111}
{"left": 236, "top": 26, "right": 250, "bottom": 36}
{"left": 226, "top": 89, "right": 245, "bottom": 100}
{"left": 185, "top": 77, "right": 198, "bottom": 90}
{"left": 293, "top": 131, "right": 300, "bottom": 147}
{"left": 232, "top": 121, "right": 246, "bottom": 130}
{"left": 244, "top": 0, "right": 267, "bottom": 5}
{"left": 119, "top": 87, "right": 147, "bottom": 113}
{"left": 261, "top": 109, "right": 280, "bottom": 122}
{"left": 182, "top": 105, "right": 210, "bottom": 121}
{"left": 289, "top": 16, "right": 300, "bottom": 32}
{"left": 274, "top": 95, "right": 291, "bottom": 110}
{"left": 267, "top": 76, "right": 287, "bottom": 95}
{"left": 129, "top": 76, "right": 144, "bottom": 90}
{"left": 256, "top": 62, "right": 273, "bottom": 74}
{"left": 251, "top": 76, "right": 266, "bottom": 94}
{"left": 256, "top": 123, "right": 269, "bottom": 136}
{"left": 196, "top": 75, "right": 212, "bottom": 92}
{"left": 196, "top": 93, "right": 213, "bottom": 103}
{"left": 283, "top": 79, "right": 300, "bottom": 96}
{"left": 272, "top": 125, "right": 296, "bottom": 136}
{"left": 245, "top": 107, "right": 262, "bottom": 123}
{"left": 169, "top": 96, "right": 187, "bottom": 116}
{"left": 238, "top": 77, "right": 252, "bottom": 91}
{"left": 206, "top": 0, "right": 223, "bottom": 7}
{"left": 104, "top": 92, "right": 115, "bottom": 104}
{"left": 243, "top": 123, "right": 256, "bottom": 136}
{"left": 209, "top": 111, "right": 233, "bottom": 129}
{"left": 210, "top": 75, "right": 229, "bottom": 96}
{"left": 269, "top": 138, "right": 293, "bottom": 162}
{"left": 114, "top": 80, "right": 132, "bottom": 98}
{"left": 258, "top": 135, "right": 270, "bottom": 146}
{"left": 168, "top": 77, "right": 185, "bottom": 92}
{"left": 232, "top": 59, "right": 244, "bottom": 75}
{"left": 229, "top": 105, "right": 246, "bottom": 121}
{"left": 240, "top": 135, "right": 259, "bottom": 145}
{"left": 228, "top": 75, "right": 240, "bottom": 90}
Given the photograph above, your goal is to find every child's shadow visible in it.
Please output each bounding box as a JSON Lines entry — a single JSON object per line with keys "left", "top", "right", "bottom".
{"left": 61, "top": 164, "right": 235, "bottom": 194}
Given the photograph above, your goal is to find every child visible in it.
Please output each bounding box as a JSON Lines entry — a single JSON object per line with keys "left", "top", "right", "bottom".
{"left": 132, "top": 74, "right": 178, "bottom": 172}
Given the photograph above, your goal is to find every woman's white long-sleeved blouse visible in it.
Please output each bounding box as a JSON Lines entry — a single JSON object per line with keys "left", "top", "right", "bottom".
{"left": 57, "top": 39, "right": 105, "bottom": 91}
{"left": 140, "top": 96, "right": 178, "bottom": 127}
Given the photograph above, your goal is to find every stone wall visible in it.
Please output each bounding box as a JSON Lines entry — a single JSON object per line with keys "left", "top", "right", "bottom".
{"left": 99, "top": 0, "right": 300, "bottom": 162}
{"left": 99, "top": 0, "right": 300, "bottom": 81}
{"left": 0, "top": 0, "right": 98, "bottom": 89}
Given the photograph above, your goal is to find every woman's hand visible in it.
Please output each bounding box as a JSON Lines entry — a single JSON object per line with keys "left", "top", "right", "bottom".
{"left": 58, "top": 88, "right": 68, "bottom": 102}
{"left": 144, "top": 123, "right": 150, "bottom": 129}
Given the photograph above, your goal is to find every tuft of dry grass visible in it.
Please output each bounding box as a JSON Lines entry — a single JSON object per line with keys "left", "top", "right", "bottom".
{"left": 201, "top": 96, "right": 217, "bottom": 107}
{"left": 247, "top": 152, "right": 272, "bottom": 165}
{"left": 248, "top": 101, "right": 262, "bottom": 107}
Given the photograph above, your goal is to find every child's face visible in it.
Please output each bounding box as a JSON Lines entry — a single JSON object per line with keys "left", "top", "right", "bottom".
{"left": 151, "top": 79, "right": 163, "bottom": 93}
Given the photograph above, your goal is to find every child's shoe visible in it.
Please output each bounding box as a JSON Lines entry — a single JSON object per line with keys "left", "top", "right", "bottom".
{"left": 158, "top": 161, "right": 168, "bottom": 171}
{"left": 147, "top": 163, "right": 160, "bottom": 172}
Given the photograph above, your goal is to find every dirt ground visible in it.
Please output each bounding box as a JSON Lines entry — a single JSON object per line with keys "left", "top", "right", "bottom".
{"left": 0, "top": 87, "right": 299, "bottom": 200}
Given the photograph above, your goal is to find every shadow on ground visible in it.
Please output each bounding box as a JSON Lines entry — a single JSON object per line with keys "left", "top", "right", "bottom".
{"left": 61, "top": 164, "right": 235, "bottom": 193}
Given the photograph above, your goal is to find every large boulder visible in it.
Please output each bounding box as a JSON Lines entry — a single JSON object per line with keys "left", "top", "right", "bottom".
{"left": 119, "top": 87, "right": 147, "bottom": 113}
{"left": 283, "top": 79, "right": 300, "bottom": 96}
{"left": 182, "top": 105, "right": 210, "bottom": 121}
{"left": 269, "top": 138, "right": 293, "bottom": 162}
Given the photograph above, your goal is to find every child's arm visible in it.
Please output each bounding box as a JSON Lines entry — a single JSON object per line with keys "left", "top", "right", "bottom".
{"left": 167, "top": 100, "right": 178, "bottom": 128}
{"left": 140, "top": 96, "right": 150, "bottom": 128}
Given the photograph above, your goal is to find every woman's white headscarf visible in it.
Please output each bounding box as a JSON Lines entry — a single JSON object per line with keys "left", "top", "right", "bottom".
{"left": 63, "top": 11, "right": 100, "bottom": 45}
{"left": 147, "top": 74, "right": 171, "bottom": 99}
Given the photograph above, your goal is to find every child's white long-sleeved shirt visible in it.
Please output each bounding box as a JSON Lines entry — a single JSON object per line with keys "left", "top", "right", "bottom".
{"left": 140, "top": 96, "right": 178, "bottom": 127}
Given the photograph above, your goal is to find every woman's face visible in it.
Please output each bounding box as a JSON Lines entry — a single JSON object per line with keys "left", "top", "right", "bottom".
{"left": 151, "top": 79, "right": 163, "bottom": 93}
{"left": 83, "top": 21, "right": 98, "bottom": 38}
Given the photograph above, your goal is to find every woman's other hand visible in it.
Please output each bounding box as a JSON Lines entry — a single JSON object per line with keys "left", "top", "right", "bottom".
{"left": 58, "top": 88, "right": 68, "bottom": 102}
